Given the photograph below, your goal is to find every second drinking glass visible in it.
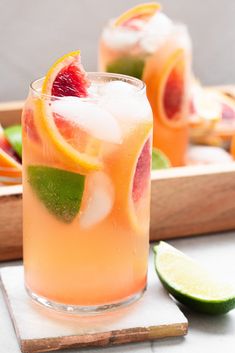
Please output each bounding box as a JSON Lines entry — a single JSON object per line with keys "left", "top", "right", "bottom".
{"left": 99, "top": 3, "right": 192, "bottom": 166}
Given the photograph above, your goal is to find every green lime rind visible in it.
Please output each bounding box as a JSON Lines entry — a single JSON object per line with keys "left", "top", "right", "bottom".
{"left": 106, "top": 57, "right": 145, "bottom": 80}
{"left": 27, "top": 166, "right": 85, "bottom": 223}
{"left": 152, "top": 148, "right": 171, "bottom": 170}
{"left": 4, "top": 125, "right": 22, "bottom": 158}
{"left": 153, "top": 242, "right": 235, "bottom": 315}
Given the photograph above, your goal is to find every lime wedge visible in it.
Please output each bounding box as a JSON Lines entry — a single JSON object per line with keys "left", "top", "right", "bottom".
{"left": 4, "top": 125, "right": 22, "bottom": 158}
{"left": 107, "top": 57, "right": 145, "bottom": 80}
{"left": 27, "top": 166, "right": 85, "bottom": 223}
{"left": 153, "top": 241, "right": 235, "bottom": 314}
{"left": 152, "top": 148, "right": 171, "bottom": 170}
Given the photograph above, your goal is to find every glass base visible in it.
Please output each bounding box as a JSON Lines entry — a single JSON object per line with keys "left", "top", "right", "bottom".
{"left": 25, "top": 285, "right": 146, "bottom": 316}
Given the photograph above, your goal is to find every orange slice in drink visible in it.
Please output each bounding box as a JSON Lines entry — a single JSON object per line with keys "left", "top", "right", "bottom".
{"left": 143, "top": 47, "right": 189, "bottom": 166}
{"left": 144, "top": 48, "right": 188, "bottom": 129}
{"left": 0, "top": 125, "right": 22, "bottom": 184}
{"left": 34, "top": 51, "right": 101, "bottom": 173}
{"left": 114, "top": 2, "right": 161, "bottom": 29}
{"left": 106, "top": 122, "right": 152, "bottom": 234}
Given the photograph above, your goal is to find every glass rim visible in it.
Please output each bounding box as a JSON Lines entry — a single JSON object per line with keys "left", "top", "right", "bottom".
{"left": 30, "top": 72, "right": 146, "bottom": 100}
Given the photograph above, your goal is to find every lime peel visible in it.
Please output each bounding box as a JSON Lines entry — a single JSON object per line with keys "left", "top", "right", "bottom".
{"left": 107, "top": 57, "right": 145, "bottom": 80}
{"left": 27, "top": 166, "right": 85, "bottom": 223}
{"left": 152, "top": 148, "right": 171, "bottom": 170}
{"left": 4, "top": 125, "right": 22, "bottom": 158}
{"left": 153, "top": 241, "right": 235, "bottom": 314}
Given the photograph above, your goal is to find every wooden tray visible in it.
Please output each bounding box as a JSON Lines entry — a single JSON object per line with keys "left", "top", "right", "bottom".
{"left": 1, "top": 100, "right": 235, "bottom": 261}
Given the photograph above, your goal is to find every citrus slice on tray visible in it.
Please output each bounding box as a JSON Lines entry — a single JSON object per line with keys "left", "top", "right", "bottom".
{"left": 0, "top": 125, "right": 22, "bottom": 184}
{"left": 4, "top": 125, "right": 22, "bottom": 158}
{"left": 152, "top": 148, "right": 171, "bottom": 170}
{"left": 143, "top": 48, "right": 188, "bottom": 128}
{"left": 33, "top": 51, "right": 101, "bottom": 173}
{"left": 114, "top": 2, "right": 161, "bottom": 28}
{"left": 154, "top": 241, "right": 235, "bottom": 315}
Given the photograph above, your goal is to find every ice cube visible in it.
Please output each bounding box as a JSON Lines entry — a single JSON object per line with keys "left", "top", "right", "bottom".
{"left": 140, "top": 13, "right": 173, "bottom": 53}
{"left": 99, "top": 94, "right": 152, "bottom": 126}
{"left": 80, "top": 172, "right": 114, "bottom": 228}
{"left": 52, "top": 97, "right": 122, "bottom": 144}
{"left": 102, "top": 24, "right": 140, "bottom": 50}
{"left": 99, "top": 80, "right": 136, "bottom": 96}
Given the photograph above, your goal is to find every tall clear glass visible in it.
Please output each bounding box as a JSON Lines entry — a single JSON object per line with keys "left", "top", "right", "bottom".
{"left": 99, "top": 15, "right": 192, "bottom": 167}
{"left": 22, "top": 73, "right": 153, "bottom": 314}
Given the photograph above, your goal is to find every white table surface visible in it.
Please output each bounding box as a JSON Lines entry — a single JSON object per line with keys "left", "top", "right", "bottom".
{"left": 1, "top": 231, "right": 235, "bottom": 353}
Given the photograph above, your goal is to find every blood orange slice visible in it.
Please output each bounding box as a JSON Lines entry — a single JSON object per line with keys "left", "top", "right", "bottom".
{"left": 132, "top": 137, "right": 151, "bottom": 203}
{"left": 42, "top": 51, "right": 90, "bottom": 98}
{"left": 130, "top": 135, "right": 152, "bottom": 234}
{"left": 106, "top": 122, "right": 152, "bottom": 234}
{"left": 0, "top": 125, "right": 22, "bottom": 184}
{"left": 34, "top": 51, "right": 101, "bottom": 173}
{"left": 114, "top": 2, "right": 161, "bottom": 29}
{"left": 143, "top": 48, "right": 189, "bottom": 129}
{"left": 158, "top": 49, "right": 188, "bottom": 127}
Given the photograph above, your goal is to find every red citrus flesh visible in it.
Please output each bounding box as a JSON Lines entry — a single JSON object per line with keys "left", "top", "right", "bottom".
{"left": 51, "top": 63, "right": 89, "bottom": 98}
{"left": 132, "top": 137, "right": 151, "bottom": 203}
{"left": 163, "top": 65, "right": 184, "bottom": 120}
{"left": 122, "top": 15, "right": 148, "bottom": 30}
{"left": 221, "top": 103, "right": 235, "bottom": 121}
{"left": 24, "top": 109, "right": 40, "bottom": 142}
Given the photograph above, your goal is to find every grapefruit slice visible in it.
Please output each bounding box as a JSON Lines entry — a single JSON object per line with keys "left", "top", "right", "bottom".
{"left": 144, "top": 48, "right": 188, "bottom": 129}
{"left": 42, "top": 51, "right": 90, "bottom": 98}
{"left": 0, "top": 125, "right": 22, "bottom": 184}
{"left": 114, "top": 3, "right": 161, "bottom": 29}
{"left": 34, "top": 51, "right": 101, "bottom": 173}
{"left": 106, "top": 122, "right": 152, "bottom": 234}
{"left": 123, "top": 133, "right": 152, "bottom": 234}
{"left": 159, "top": 49, "right": 188, "bottom": 127}
{"left": 132, "top": 137, "right": 151, "bottom": 203}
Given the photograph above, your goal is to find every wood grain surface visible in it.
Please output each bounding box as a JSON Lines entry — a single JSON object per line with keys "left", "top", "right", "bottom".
{"left": 0, "top": 186, "right": 22, "bottom": 261}
{"left": 0, "top": 259, "right": 188, "bottom": 353}
{"left": 0, "top": 101, "right": 24, "bottom": 126}
{"left": 151, "top": 164, "right": 235, "bottom": 239}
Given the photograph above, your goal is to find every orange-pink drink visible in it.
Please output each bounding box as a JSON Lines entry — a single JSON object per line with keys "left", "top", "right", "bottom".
{"left": 99, "top": 3, "right": 192, "bottom": 166}
{"left": 22, "top": 52, "right": 153, "bottom": 313}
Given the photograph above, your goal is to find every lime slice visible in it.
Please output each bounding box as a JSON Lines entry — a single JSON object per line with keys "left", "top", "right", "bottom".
{"left": 27, "top": 166, "right": 85, "bottom": 223}
{"left": 153, "top": 241, "right": 235, "bottom": 314}
{"left": 107, "top": 57, "right": 145, "bottom": 80}
{"left": 152, "top": 148, "right": 171, "bottom": 170}
{"left": 4, "top": 125, "right": 22, "bottom": 158}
